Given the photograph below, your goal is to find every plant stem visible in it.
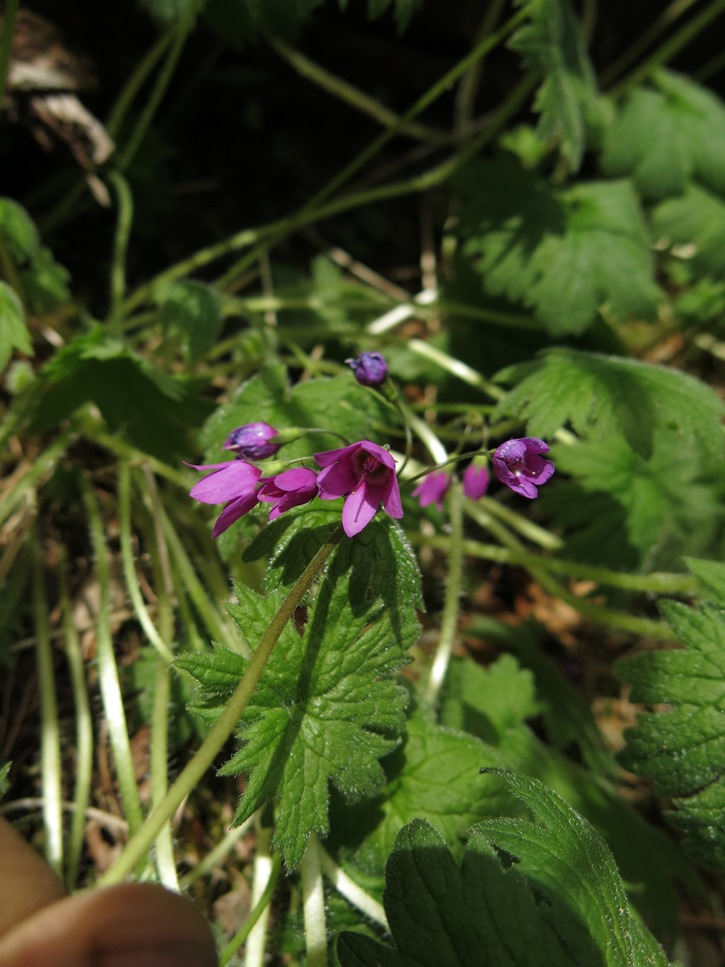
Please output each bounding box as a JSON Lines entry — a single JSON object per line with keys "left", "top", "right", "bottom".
{"left": 82, "top": 478, "right": 144, "bottom": 835}
{"left": 220, "top": 839, "right": 281, "bottom": 966}
{"left": 98, "top": 530, "right": 340, "bottom": 884}
{"left": 108, "top": 171, "right": 134, "bottom": 334}
{"left": 31, "top": 533, "right": 63, "bottom": 878}
{"left": 424, "top": 479, "right": 464, "bottom": 705}
{"left": 300, "top": 834, "right": 328, "bottom": 967}
{"left": 59, "top": 553, "right": 94, "bottom": 889}
{"left": 612, "top": 0, "right": 725, "bottom": 96}
{"left": 318, "top": 845, "right": 388, "bottom": 929}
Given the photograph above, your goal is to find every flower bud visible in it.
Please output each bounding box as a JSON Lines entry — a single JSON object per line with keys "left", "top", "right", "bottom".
{"left": 346, "top": 351, "right": 389, "bottom": 387}
{"left": 223, "top": 422, "right": 280, "bottom": 460}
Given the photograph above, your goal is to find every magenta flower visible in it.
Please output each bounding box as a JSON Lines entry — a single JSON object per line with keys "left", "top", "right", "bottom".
{"left": 315, "top": 440, "right": 403, "bottom": 537}
{"left": 223, "top": 422, "right": 280, "bottom": 460}
{"left": 412, "top": 472, "right": 451, "bottom": 511}
{"left": 346, "top": 351, "right": 389, "bottom": 387}
{"left": 462, "top": 464, "right": 490, "bottom": 500}
{"left": 258, "top": 468, "right": 318, "bottom": 521}
{"left": 492, "top": 438, "right": 554, "bottom": 499}
{"left": 189, "top": 460, "right": 262, "bottom": 537}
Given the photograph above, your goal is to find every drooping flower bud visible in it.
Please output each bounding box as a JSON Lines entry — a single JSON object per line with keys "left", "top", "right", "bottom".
{"left": 223, "top": 422, "right": 280, "bottom": 460}
{"left": 346, "top": 351, "right": 389, "bottom": 387}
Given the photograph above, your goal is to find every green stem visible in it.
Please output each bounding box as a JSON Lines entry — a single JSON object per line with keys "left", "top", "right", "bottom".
{"left": 59, "top": 553, "right": 94, "bottom": 889}
{"left": 612, "top": 0, "right": 725, "bottom": 96}
{"left": 98, "top": 531, "right": 340, "bottom": 884}
{"left": 82, "top": 479, "right": 144, "bottom": 835}
{"left": 300, "top": 834, "right": 328, "bottom": 967}
{"left": 0, "top": 0, "right": 19, "bottom": 112}
{"left": 220, "top": 847, "right": 281, "bottom": 967}
{"left": 108, "top": 171, "right": 134, "bottom": 334}
{"left": 32, "top": 533, "right": 63, "bottom": 878}
{"left": 118, "top": 463, "right": 174, "bottom": 662}
{"left": 318, "top": 845, "right": 388, "bottom": 929}
{"left": 423, "top": 479, "right": 464, "bottom": 705}
{"left": 268, "top": 35, "right": 450, "bottom": 144}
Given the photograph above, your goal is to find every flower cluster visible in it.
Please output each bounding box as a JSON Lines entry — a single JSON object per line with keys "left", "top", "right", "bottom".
{"left": 190, "top": 430, "right": 402, "bottom": 539}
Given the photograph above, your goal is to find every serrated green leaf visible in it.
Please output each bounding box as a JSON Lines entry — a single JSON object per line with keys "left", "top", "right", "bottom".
{"left": 181, "top": 518, "right": 420, "bottom": 869}
{"left": 616, "top": 565, "right": 725, "bottom": 869}
{"left": 0, "top": 282, "right": 32, "bottom": 373}
{"left": 31, "top": 327, "right": 212, "bottom": 459}
{"left": 475, "top": 772, "right": 671, "bottom": 967}
{"left": 158, "top": 280, "right": 223, "bottom": 362}
{"left": 330, "top": 706, "right": 513, "bottom": 873}
{"left": 510, "top": 0, "right": 601, "bottom": 171}
{"left": 653, "top": 183, "right": 725, "bottom": 279}
{"left": 452, "top": 162, "right": 661, "bottom": 335}
{"left": 339, "top": 816, "right": 612, "bottom": 967}
{"left": 545, "top": 434, "right": 723, "bottom": 571}
{"left": 601, "top": 70, "right": 725, "bottom": 201}
{"left": 494, "top": 347, "right": 724, "bottom": 461}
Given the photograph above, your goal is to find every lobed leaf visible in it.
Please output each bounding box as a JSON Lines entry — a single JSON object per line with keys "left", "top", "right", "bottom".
{"left": 617, "top": 560, "right": 725, "bottom": 869}
{"left": 601, "top": 70, "right": 725, "bottom": 201}
{"left": 452, "top": 162, "right": 661, "bottom": 335}
{"left": 511, "top": 0, "right": 602, "bottom": 171}
{"left": 494, "top": 347, "right": 724, "bottom": 461}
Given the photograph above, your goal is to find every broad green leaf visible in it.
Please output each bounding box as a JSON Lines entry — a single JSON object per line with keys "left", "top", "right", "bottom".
{"left": 653, "top": 184, "right": 725, "bottom": 279}
{"left": 179, "top": 517, "right": 420, "bottom": 869}
{"left": 0, "top": 282, "right": 32, "bottom": 373}
{"left": 601, "top": 70, "right": 725, "bottom": 201}
{"left": 494, "top": 347, "right": 724, "bottom": 461}
{"left": 158, "top": 280, "right": 223, "bottom": 362}
{"left": 617, "top": 561, "right": 725, "bottom": 869}
{"left": 31, "top": 327, "right": 212, "bottom": 460}
{"left": 200, "top": 362, "right": 392, "bottom": 461}
{"left": 511, "top": 0, "right": 601, "bottom": 171}
{"left": 338, "top": 812, "right": 649, "bottom": 967}
{"left": 545, "top": 434, "right": 723, "bottom": 571}
{"left": 330, "top": 706, "right": 513, "bottom": 872}
{"left": 452, "top": 162, "right": 661, "bottom": 335}
{"left": 474, "top": 772, "right": 671, "bottom": 966}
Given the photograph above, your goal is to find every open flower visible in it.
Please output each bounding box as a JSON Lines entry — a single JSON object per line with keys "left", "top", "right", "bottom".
{"left": 223, "top": 422, "right": 280, "bottom": 460}
{"left": 315, "top": 440, "right": 403, "bottom": 537}
{"left": 346, "top": 351, "right": 388, "bottom": 387}
{"left": 462, "top": 464, "right": 490, "bottom": 500}
{"left": 258, "top": 468, "right": 318, "bottom": 521}
{"left": 189, "top": 460, "right": 262, "bottom": 537}
{"left": 492, "top": 438, "right": 554, "bottom": 499}
{"left": 412, "top": 472, "right": 450, "bottom": 510}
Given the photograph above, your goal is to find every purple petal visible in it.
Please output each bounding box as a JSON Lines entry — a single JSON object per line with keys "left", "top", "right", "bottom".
{"left": 211, "top": 492, "right": 260, "bottom": 537}
{"left": 190, "top": 461, "right": 262, "bottom": 504}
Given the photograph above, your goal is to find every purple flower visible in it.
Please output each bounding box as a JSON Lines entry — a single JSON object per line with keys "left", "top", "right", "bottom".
{"left": 412, "top": 472, "right": 451, "bottom": 511}
{"left": 346, "top": 351, "right": 389, "bottom": 387}
{"left": 223, "top": 422, "right": 280, "bottom": 460}
{"left": 189, "top": 460, "right": 262, "bottom": 537}
{"left": 258, "top": 468, "right": 318, "bottom": 521}
{"left": 492, "top": 438, "right": 554, "bottom": 499}
{"left": 315, "top": 440, "right": 403, "bottom": 537}
{"left": 462, "top": 464, "right": 490, "bottom": 500}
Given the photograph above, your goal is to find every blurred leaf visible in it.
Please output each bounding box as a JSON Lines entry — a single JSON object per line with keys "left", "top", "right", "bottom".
{"left": 158, "top": 280, "right": 223, "bottom": 362}
{"left": 452, "top": 161, "right": 661, "bottom": 335}
{"left": 494, "top": 347, "right": 724, "bottom": 461}
{"left": 601, "top": 70, "right": 725, "bottom": 201}
{"left": 511, "top": 0, "right": 601, "bottom": 171}
{"left": 0, "top": 282, "right": 32, "bottom": 373}
{"left": 617, "top": 560, "right": 725, "bottom": 869}
{"left": 179, "top": 517, "right": 420, "bottom": 869}
{"left": 653, "top": 184, "right": 725, "bottom": 279}
{"left": 31, "top": 327, "right": 212, "bottom": 460}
